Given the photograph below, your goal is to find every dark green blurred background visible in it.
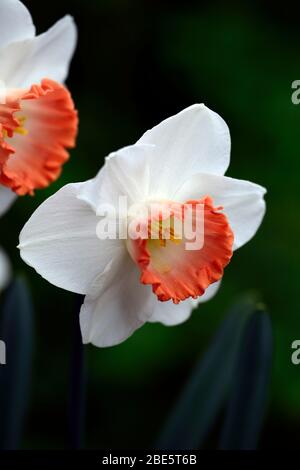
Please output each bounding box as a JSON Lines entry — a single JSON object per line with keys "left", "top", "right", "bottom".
{"left": 1, "top": 0, "right": 299, "bottom": 449}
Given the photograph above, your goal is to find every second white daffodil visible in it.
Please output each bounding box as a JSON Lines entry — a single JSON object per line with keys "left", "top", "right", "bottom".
{"left": 0, "top": 0, "right": 78, "bottom": 211}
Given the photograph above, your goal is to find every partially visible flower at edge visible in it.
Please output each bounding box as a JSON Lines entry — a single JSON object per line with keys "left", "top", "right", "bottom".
{"left": 0, "top": 246, "right": 11, "bottom": 293}
{"left": 0, "top": 0, "right": 78, "bottom": 215}
{"left": 19, "top": 104, "right": 266, "bottom": 348}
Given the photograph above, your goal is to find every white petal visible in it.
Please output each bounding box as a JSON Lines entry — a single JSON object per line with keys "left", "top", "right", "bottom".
{"left": 78, "top": 106, "right": 230, "bottom": 207}
{"left": 137, "top": 104, "right": 231, "bottom": 197}
{"left": 0, "top": 15, "right": 77, "bottom": 88}
{"left": 80, "top": 253, "right": 156, "bottom": 347}
{"left": 78, "top": 144, "right": 157, "bottom": 209}
{"left": 19, "top": 183, "right": 124, "bottom": 295}
{"left": 0, "top": 247, "right": 11, "bottom": 292}
{"left": 104, "top": 144, "right": 154, "bottom": 203}
{"left": 149, "top": 299, "right": 193, "bottom": 326}
{"left": 77, "top": 168, "right": 107, "bottom": 213}
{"left": 149, "top": 281, "right": 221, "bottom": 326}
{"left": 0, "top": 0, "right": 35, "bottom": 49}
{"left": 0, "top": 186, "right": 17, "bottom": 217}
{"left": 175, "top": 173, "right": 266, "bottom": 249}
{"left": 191, "top": 280, "right": 221, "bottom": 307}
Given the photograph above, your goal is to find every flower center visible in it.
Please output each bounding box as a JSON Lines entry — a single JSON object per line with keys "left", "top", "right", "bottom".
{"left": 148, "top": 216, "right": 182, "bottom": 247}
{"left": 127, "top": 196, "right": 234, "bottom": 303}
{"left": 14, "top": 115, "right": 28, "bottom": 136}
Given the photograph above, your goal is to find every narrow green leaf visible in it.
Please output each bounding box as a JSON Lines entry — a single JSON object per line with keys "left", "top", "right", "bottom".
{"left": 219, "top": 310, "right": 272, "bottom": 450}
{"left": 156, "top": 297, "right": 255, "bottom": 450}
{"left": 0, "top": 278, "right": 34, "bottom": 450}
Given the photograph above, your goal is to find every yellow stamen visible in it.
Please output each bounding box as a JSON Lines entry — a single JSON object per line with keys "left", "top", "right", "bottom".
{"left": 15, "top": 116, "right": 28, "bottom": 136}
{"left": 149, "top": 218, "right": 182, "bottom": 247}
{"left": 2, "top": 116, "right": 28, "bottom": 139}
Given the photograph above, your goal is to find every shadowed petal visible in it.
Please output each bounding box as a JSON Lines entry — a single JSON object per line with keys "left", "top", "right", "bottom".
{"left": 0, "top": 185, "right": 17, "bottom": 216}
{"left": 80, "top": 254, "right": 156, "bottom": 347}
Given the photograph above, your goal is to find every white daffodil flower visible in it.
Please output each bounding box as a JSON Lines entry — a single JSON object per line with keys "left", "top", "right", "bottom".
{"left": 19, "top": 104, "right": 266, "bottom": 347}
{"left": 0, "top": 0, "right": 78, "bottom": 213}
{"left": 0, "top": 246, "right": 11, "bottom": 293}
